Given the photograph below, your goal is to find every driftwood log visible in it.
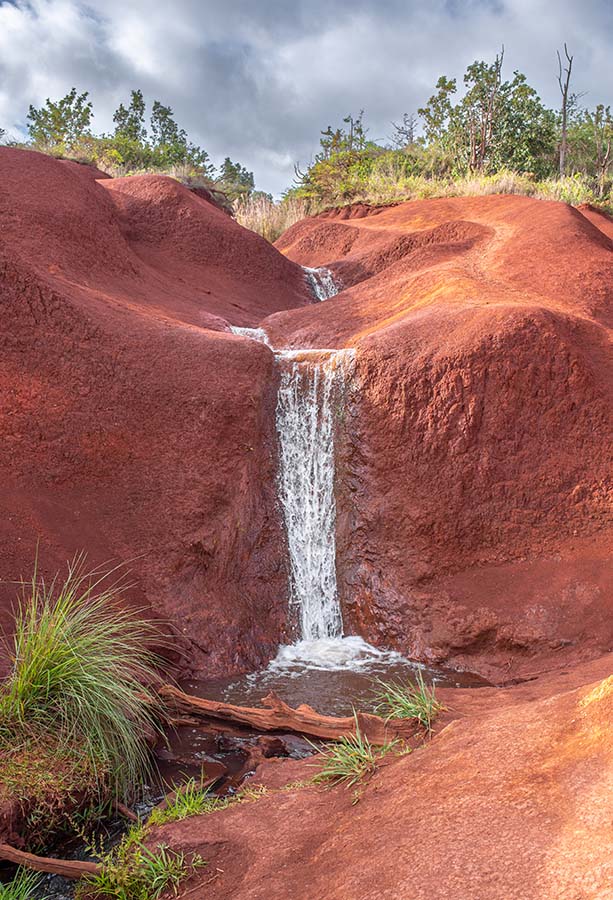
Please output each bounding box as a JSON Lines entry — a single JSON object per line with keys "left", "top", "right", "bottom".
{"left": 159, "top": 685, "right": 413, "bottom": 745}
{"left": 0, "top": 842, "right": 101, "bottom": 879}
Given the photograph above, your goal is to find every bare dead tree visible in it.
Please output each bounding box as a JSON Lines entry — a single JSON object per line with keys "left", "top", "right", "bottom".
{"left": 557, "top": 44, "right": 574, "bottom": 176}
{"left": 391, "top": 113, "right": 418, "bottom": 148}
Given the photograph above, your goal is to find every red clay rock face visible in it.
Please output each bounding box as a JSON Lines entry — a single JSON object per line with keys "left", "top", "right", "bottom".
{"left": 149, "top": 655, "right": 613, "bottom": 900}
{"left": 271, "top": 196, "right": 613, "bottom": 682}
{"left": 0, "top": 148, "right": 312, "bottom": 676}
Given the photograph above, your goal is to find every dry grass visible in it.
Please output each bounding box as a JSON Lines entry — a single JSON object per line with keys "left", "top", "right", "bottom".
{"left": 234, "top": 195, "right": 312, "bottom": 242}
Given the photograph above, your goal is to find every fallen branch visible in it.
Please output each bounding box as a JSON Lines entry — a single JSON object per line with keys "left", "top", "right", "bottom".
{"left": 0, "top": 842, "right": 100, "bottom": 879}
{"left": 158, "top": 686, "right": 413, "bottom": 745}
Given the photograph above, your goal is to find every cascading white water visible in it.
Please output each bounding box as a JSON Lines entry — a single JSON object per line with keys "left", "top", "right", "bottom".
{"left": 229, "top": 325, "right": 272, "bottom": 346}
{"left": 303, "top": 266, "right": 339, "bottom": 301}
{"left": 275, "top": 349, "right": 353, "bottom": 640}
{"left": 229, "top": 322, "right": 407, "bottom": 671}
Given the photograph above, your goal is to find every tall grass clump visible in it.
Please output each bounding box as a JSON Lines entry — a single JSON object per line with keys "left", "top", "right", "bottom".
{"left": 234, "top": 195, "right": 312, "bottom": 242}
{"left": 312, "top": 716, "right": 395, "bottom": 788}
{"left": 0, "top": 555, "right": 165, "bottom": 797}
{"left": 373, "top": 670, "right": 444, "bottom": 733}
{"left": 0, "top": 868, "right": 41, "bottom": 900}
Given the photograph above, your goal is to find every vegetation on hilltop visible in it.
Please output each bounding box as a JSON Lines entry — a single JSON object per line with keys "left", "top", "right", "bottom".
{"left": 5, "top": 87, "right": 259, "bottom": 202}
{"left": 1, "top": 45, "right": 612, "bottom": 240}
{"left": 235, "top": 47, "right": 613, "bottom": 239}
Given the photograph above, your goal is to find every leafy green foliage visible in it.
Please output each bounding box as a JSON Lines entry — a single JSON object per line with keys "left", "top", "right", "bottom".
{"left": 27, "top": 88, "right": 92, "bottom": 152}
{"left": 113, "top": 90, "right": 147, "bottom": 143}
{"left": 0, "top": 555, "right": 165, "bottom": 797}
{"left": 373, "top": 670, "right": 444, "bottom": 733}
{"left": 215, "top": 157, "right": 255, "bottom": 200}
{"left": 312, "top": 718, "right": 395, "bottom": 788}
{"left": 290, "top": 52, "right": 613, "bottom": 210}
{"left": 0, "top": 868, "right": 42, "bottom": 900}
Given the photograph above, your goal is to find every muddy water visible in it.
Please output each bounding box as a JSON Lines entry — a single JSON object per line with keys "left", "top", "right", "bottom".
{"left": 182, "top": 659, "right": 485, "bottom": 717}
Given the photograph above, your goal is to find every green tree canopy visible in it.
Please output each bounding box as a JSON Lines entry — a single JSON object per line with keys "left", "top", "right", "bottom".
{"left": 418, "top": 53, "right": 556, "bottom": 176}
{"left": 27, "top": 88, "right": 92, "bottom": 151}
{"left": 215, "top": 157, "right": 255, "bottom": 200}
{"left": 113, "top": 89, "right": 147, "bottom": 143}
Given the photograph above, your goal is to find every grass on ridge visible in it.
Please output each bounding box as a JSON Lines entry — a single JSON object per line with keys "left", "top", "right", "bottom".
{"left": 312, "top": 716, "right": 396, "bottom": 788}
{"left": 373, "top": 669, "right": 445, "bottom": 733}
{"left": 148, "top": 779, "right": 228, "bottom": 826}
{"left": 0, "top": 554, "right": 166, "bottom": 799}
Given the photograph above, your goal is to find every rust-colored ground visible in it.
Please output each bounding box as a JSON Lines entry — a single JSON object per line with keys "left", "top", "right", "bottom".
{"left": 0, "top": 151, "right": 612, "bottom": 898}
{"left": 152, "top": 653, "right": 613, "bottom": 900}
{"left": 0, "top": 152, "right": 610, "bottom": 684}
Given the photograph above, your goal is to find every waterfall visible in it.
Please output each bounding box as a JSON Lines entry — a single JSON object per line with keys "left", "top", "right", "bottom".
{"left": 303, "top": 266, "right": 339, "bottom": 301}
{"left": 276, "top": 349, "right": 353, "bottom": 640}
{"left": 231, "top": 322, "right": 401, "bottom": 669}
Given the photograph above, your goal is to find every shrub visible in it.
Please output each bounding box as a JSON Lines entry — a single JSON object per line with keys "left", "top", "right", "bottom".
{"left": 373, "top": 670, "right": 445, "bottom": 733}
{"left": 0, "top": 555, "right": 165, "bottom": 797}
{"left": 312, "top": 717, "right": 395, "bottom": 788}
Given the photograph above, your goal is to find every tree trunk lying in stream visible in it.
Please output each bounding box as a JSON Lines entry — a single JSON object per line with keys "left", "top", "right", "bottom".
{"left": 0, "top": 843, "right": 101, "bottom": 879}
{"left": 159, "top": 685, "right": 414, "bottom": 744}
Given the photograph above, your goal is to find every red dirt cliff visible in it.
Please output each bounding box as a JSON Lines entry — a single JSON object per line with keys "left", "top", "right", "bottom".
{"left": 0, "top": 148, "right": 311, "bottom": 676}
{"left": 271, "top": 196, "right": 613, "bottom": 682}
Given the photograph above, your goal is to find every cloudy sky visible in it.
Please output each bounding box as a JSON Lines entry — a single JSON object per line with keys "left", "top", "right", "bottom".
{"left": 0, "top": 0, "right": 611, "bottom": 194}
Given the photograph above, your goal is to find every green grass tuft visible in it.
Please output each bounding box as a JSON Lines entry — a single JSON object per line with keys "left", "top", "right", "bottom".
{"left": 373, "top": 670, "right": 445, "bottom": 733}
{"left": 77, "top": 834, "right": 205, "bottom": 900}
{"left": 312, "top": 716, "right": 395, "bottom": 788}
{"left": 0, "top": 868, "right": 42, "bottom": 900}
{"left": 148, "top": 779, "right": 227, "bottom": 825}
{"left": 0, "top": 554, "right": 165, "bottom": 797}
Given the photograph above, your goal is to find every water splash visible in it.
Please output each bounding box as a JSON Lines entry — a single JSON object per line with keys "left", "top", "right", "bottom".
{"left": 303, "top": 266, "right": 339, "bottom": 301}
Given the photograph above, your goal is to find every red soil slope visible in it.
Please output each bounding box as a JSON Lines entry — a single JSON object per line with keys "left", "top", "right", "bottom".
{"left": 0, "top": 148, "right": 311, "bottom": 676}
{"left": 271, "top": 196, "right": 613, "bottom": 681}
{"left": 155, "top": 654, "right": 613, "bottom": 900}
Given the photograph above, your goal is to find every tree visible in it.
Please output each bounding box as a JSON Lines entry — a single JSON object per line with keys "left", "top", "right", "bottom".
{"left": 113, "top": 89, "right": 146, "bottom": 142}
{"left": 342, "top": 110, "right": 368, "bottom": 151}
{"left": 557, "top": 44, "right": 574, "bottom": 176}
{"left": 418, "top": 54, "right": 556, "bottom": 176}
{"left": 150, "top": 101, "right": 186, "bottom": 149}
{"left": 418, "top": 76, "right": 457, "bottom": 145}
{"left": 460, "top": 50, "right": 505, "bottom": 171}
{"left": 215, "top": 157, "right": 255, "bottom": 200}
{"left": 391, "top": 113, "right": 418, "bottom": 148}
{"left": 589, "top": 105, "right": 613, "bottom": 196}
{"left": 27, "top": 88, "right": 92, "bottom": 151}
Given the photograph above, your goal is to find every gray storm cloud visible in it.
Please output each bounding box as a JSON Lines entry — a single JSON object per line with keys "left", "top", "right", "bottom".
{"left": 0, "top": 0, "right": 611, "bottom": 194}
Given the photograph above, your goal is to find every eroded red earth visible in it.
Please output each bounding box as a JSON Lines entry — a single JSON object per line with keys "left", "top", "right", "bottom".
{"left": 1, "top": 149, "right": 612, "bottom": 898}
